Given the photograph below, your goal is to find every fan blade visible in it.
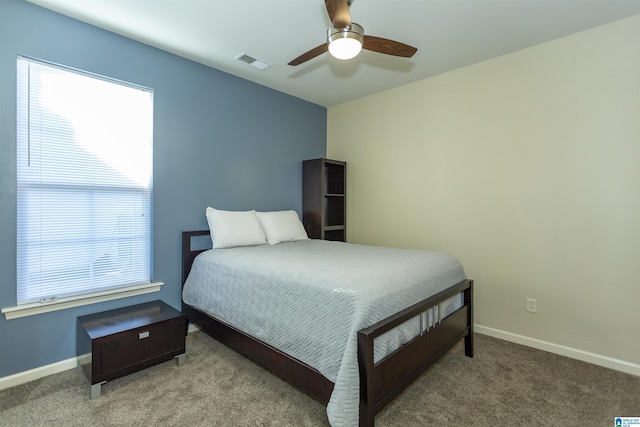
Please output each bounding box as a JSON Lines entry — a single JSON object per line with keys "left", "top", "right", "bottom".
{"left": 288, "top": 43, "right": 329, "bottom": 66}
{"left": 325, "top": 0, "right": 352, "bottom": 28}
{"left": 363, "top": 36, "right": 417, "bottom": 58}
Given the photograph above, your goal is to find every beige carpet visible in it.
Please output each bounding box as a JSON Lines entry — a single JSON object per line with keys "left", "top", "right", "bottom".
{"left": 1, "top": 332, "right": 638, "bottom": 426}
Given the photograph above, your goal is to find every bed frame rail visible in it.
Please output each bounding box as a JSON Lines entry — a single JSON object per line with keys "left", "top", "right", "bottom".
{"left": 182, "top": 230, "right": 334, "bottom": 402}
{"left": 182, "top": 302, "right": 334, "bottom": 402}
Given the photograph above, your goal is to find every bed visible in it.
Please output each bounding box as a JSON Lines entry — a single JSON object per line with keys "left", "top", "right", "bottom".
{"left": 182, "top": 223, "right": 473, "bottom": 426}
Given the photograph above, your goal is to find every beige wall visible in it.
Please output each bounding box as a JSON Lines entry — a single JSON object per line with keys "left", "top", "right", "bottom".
{"left": 328, "top": 16, "right": 640, "bottom": 371}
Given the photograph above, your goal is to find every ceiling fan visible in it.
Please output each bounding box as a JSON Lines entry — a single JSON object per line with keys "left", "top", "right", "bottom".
{"left": 288, "top": 0, "right": 418, "bottom": 66}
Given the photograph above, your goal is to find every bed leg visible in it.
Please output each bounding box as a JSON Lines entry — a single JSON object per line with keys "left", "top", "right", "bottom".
{"left": 358, "top": 331, "right": 376, "bottom": 427}
{"left": 464, "top": 280, "right": 474, "bottom": 358}
{"left": 465, "top": 329, "right": 474, "bottom": 358}
{"left": 359, "top": 407, "right": 374, "bottom": 427}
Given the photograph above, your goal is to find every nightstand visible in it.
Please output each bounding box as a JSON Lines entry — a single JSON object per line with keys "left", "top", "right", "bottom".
{"left": 77, "top": 300, "right": 187, "bottom": 399}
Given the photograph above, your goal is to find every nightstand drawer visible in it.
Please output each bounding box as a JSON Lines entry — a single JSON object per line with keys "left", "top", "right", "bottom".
{"left": 101, "top": 320, "right": 185, "bottom": 374}
{"left": 77, "top": 300, "right": 187, "bottom": 399}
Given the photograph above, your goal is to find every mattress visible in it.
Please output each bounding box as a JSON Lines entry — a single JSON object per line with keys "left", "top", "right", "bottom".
{"left": 182, "top": 239, "right": 466, "bottom": 426}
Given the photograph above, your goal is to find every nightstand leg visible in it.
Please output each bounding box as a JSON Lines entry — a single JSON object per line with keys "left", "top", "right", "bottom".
{"left": 175, "top": 353, "right": 185, "bottom": 367}
{"left": 90, "top": 381, "right": 105, "bottom": 399}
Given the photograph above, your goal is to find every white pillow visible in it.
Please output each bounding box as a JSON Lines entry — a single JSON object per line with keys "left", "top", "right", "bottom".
{"left": 205, "top": 207, "right": 267, "bottom": 249}
{"left": 256, "top": 210, "right": 309, "bottom": 245}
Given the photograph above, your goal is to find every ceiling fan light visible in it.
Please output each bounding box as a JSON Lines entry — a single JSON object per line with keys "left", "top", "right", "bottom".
{"left": 329, "top": 38, "right": 362, "bottom": 60}
{"left": 327, "top": 23, "right": 364, "bottom": 60}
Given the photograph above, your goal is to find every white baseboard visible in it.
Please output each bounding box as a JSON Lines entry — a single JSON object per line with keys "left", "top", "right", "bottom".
{"left": 2, "top": 325, "right": 637, "bottom": 392}
{"left": 1, "top": 325, "right": 200, "bottom": 391}
{"left": 475, "top": 324, "right": 640, "bottom": 377}
{"left": 0, "top": 356, "right": 78, "bottom": 391}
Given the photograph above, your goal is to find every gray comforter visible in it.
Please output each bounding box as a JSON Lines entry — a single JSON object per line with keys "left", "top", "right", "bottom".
{"left": 182, "top": 239, "right": 466, "bottom": 426}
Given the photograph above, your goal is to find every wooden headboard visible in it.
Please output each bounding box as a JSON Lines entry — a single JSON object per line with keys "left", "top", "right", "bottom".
{"left": 181, "top": 230, "right": 210, "bottom": 286}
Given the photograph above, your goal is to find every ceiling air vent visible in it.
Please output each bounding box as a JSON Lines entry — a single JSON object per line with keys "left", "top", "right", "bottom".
{"left": 234, "top": 53, "right": 272, "bottom": 71}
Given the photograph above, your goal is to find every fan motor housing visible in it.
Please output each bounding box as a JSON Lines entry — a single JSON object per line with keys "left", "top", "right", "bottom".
{"left": 327, "top": 23, "right": 364, "bottom": 45}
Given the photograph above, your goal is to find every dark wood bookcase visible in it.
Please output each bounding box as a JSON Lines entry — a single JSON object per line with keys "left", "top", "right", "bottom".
{"left": 303, "top": 158, "right": 346, "bottom": 242}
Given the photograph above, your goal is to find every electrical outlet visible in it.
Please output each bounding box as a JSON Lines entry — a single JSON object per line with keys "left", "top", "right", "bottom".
{"left": 526, "top": 298, "right": 537, "bottom": 313}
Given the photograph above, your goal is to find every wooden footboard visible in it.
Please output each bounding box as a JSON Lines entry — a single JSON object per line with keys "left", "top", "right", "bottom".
{"left": 357, "top": 279, "right": 473, "bottom": 426}
{"left": 181, "top": 230, "right": 473, "bottom": 426}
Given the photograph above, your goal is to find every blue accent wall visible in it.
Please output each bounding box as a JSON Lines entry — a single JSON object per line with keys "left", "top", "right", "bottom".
{"left": 0, "top": 0, "right": 326, "bottom": 378}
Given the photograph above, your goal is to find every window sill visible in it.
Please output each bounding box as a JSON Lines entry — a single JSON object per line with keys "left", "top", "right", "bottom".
{"left": 1, "top": 282, "right": 164, "bottom": 320}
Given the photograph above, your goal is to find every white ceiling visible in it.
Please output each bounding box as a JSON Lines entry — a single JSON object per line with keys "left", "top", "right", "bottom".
{"left": 26, "top": 0, "right": 640, "bottom": 107}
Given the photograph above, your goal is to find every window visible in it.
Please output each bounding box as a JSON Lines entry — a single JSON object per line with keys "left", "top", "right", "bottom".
{"left": 15, "top": 56, "right": 154, "bottom": 309}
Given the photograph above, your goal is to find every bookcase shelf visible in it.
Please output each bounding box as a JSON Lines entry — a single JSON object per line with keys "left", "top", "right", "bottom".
{"left": 303, "top": 158, "right": 346, "bottom": 242}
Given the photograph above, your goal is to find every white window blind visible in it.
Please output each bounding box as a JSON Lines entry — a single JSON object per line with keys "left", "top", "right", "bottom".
{"left": 16, "top": 56, "right": 153, "bottom": 305}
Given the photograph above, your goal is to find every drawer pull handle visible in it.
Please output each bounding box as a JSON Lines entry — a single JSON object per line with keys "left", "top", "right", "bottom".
{"left": 139, "top": 331, "right": 150, "bottom": 339}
